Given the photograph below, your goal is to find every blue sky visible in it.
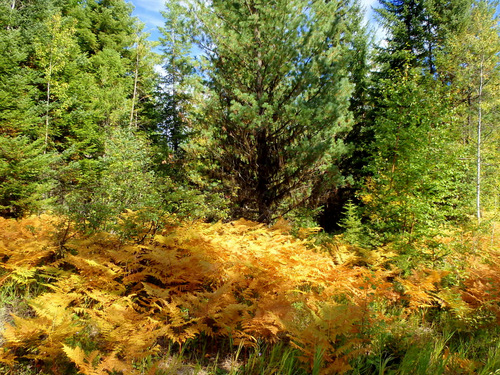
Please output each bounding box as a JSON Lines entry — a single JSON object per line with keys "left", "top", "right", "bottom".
{"left": 127, "top": 0, "right": 383, "bottom": 44}
{"left": 127, "top": 0, "right": 165, "bottom": 42}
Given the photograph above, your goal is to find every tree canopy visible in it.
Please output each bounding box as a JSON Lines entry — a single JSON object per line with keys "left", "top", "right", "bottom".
{"left": 0, "top": 0, "right": 498, "bottom": 231}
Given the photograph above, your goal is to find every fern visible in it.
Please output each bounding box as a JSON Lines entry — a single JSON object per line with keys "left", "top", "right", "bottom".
{"left": 1, "top": 214, "right": 497, "bottom": 374}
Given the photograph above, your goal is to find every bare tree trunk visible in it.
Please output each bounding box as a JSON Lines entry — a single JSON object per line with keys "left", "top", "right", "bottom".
{"left": 45, "top": 59, "right": 53, "bottom": 153}
{"left": 129, "top": 58, "right": 139, "bottom": 128}
{"left": 170, "top": 31, "right": 180, "bottom": 152}
{"left": 130, "top": 36, "right": 140, "bottom": 128}
{"left": 6, "top": 0, "right": 16, "bottom": 30}
{"left": 476, "top": 56, "right": 484, "bottom": 223}
{"left": 45, "top": 81, "right": 50, "bottom": 152}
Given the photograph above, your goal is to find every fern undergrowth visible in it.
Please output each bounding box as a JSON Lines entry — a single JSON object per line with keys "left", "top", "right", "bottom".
{"left": 0, "top": 213, "right": 498, "bottom": 374}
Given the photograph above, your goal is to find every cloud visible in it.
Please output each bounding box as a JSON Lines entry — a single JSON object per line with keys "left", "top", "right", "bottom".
{"left": 359, "top": 0, "right": 378, "bottom": 25}
{"left": 135, "top": 11, "right": 164, "bottom": 28}
{"left": 132, "top": 0, "right": 166, "bottom": 13}
{"left": 358, "top": 0, "right": 387, "bottom": 44}
{"left": 360, "top": 0, "right": 378, "bottom": 10}
{"left": 126, "top": 1, "right": 164, "bottom": 44}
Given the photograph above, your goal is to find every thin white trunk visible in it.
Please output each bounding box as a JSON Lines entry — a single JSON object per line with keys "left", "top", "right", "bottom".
{"left": 476, "top": 56, "right": 484, "bottom": 223}
{"left": 45, "top": 81, "right": 50, "bottom": 152}
{"left": 171, "top": 31, "right": 176, "bottom": 104}
{"left": 130, "top": 37, "right": 140, "bottom": 128}
{"left": 6, "top": 0, "right": 15, "bottom": 30}
{"left": 45, "top": 59, "right": 52, "bottom": 153}
{"left": 129, "top": 58, "right": 139, "bottom": 128}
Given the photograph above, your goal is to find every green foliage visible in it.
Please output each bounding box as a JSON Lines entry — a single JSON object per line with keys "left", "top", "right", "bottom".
{"left": 361, "top": 69, "right": 469, "bottom": 249}
{"left": 164, "top": 0, "right": 357, "bottom": 223}
{"left": 158, "top": 178, "right": 230, "bottom": 222}
{"left": 436, "top": 0, "right": 500, "bottom": 219}
{"left": 0, "top": 137, "right": 56, "bottom": 218}
{"left": 158, "top": 1, "right": 198, "bottom": 155}
{"left": 375, "top": 0, "right": 472, "bottom": 73}
{"left": 0, "top": 12, "right": 38, "bottom": 136}
{"left": 34, "top": 11, "right": 80, "bottom": 151}
{"left": 0, "top": 0, "right": 161, "bottom": 221}
{"left": 339, "top": 200, "right": 373, "bottom": 248}
{"left": 62, "top": 127, "right": 161, "bottom": 232}
{"left": 319, "top": 8, "right": 374, "bottom": 233}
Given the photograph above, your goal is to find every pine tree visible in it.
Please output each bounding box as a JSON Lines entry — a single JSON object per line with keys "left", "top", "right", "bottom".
{"left": 0, "top": 137, "right": 55, "bottom": 218}
{"left": 166, "top": 0, "right": 358, "bottom": 223}
{"left": 0, "top": 0, "right": 58, "bottom": 217}
{"left": 0, "top": 1, "right": 38, "bottom": 136}
{"left": 157, "top": 1, "right": 198, "bottom": 157}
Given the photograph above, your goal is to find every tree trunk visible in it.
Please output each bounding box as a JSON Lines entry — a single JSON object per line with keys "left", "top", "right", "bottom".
{"left": 130, "top": 37, "right": 140, "bottom": 128}
{"left": 45, "top": 59, "right": 52, "bottom": 153}
{"left": 476, "top": 56, "right": 484, "bottom": 223}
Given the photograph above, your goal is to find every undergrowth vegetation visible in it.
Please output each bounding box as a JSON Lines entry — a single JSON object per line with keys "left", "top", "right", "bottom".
{"left": 0, "top": 213, "right": 498, "bottom": 374}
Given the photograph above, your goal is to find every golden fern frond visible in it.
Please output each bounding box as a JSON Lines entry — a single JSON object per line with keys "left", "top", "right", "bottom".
{"left": 2, "top": 315, "right": 47, "bottom": 345}
{"left": 63, "top": 345, "right": 133, "bottom": 375}
{"left": 242, "top": 312, "right": 284, "bottom": 342}
{"left": 8, "top": 266, "right": 37, "bottom": 284}
{"left": 0, "top": 348, "right": 17, "bottom": 366}
{"left": 29, "top": 292, "right": 76, "bottom": 323}
{"left": 96, "top": 351, "right": 132, "bottom": 374}
{"left": 62, "top": 344, "right": 86, "bottom": 369}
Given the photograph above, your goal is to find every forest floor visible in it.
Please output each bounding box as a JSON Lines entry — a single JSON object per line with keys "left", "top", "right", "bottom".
{"left": 0, "top": 214, "right": 498, "bottom": 374}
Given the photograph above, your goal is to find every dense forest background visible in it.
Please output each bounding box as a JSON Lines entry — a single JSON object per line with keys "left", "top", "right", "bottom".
{"left": 1, "top": 0, "right": 498, "bottom": 236}
{"left": 0, "top": 0, "right": 499, "bottom": 374}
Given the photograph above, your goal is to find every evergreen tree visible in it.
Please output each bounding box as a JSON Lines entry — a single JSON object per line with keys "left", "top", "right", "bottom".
{"left": 0, "top": 0, "right": 57, "bottom": 138}
{"left": 319, "top": 2, "right": 374, "bottom": 231}
{"left": 166, "top": 0, "right": 358, "bottom": 223}
{"left": 360, "top": 70, "right": 468, "bottom": 247}
{"left": 357, "top": 0, "right": 482, "bottom": 249}
{"left": 53, "top": 0, "right": 161, "bottom": 227}
{"left": 64, "top": 127, "right": 161, "bottom": 231}
{"left": 0, "top": 137, "right": 55, "bottom": 218}
{"left": 0, "top": 2, "right": 38, "bottom": 136}
{"left": 0, "top": 0, "right": 58, "bottom": 216}
{"left": 375, "top": 0, "right": 472, "bottom": 73}
{"left": 0, "top": 0, "right": 161, "bottom": 220}
{"left": 158, "top": 2, "right": 198, "bottom": 156}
